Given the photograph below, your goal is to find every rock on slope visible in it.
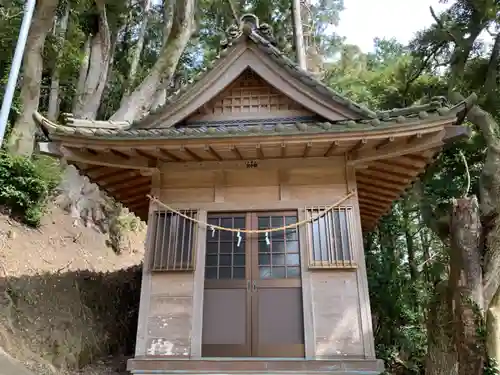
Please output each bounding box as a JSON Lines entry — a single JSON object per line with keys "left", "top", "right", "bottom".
{"left": 0, "top": 204, "right": 146, "bottom": 375}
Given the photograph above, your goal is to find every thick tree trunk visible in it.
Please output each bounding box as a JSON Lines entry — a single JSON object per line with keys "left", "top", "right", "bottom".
{"left": 110, "top": 0, "right": 196, "bottom": 122}
{"left": 72, "top": 0, "right": 112, "bottom": 120}
{"left": 450, "top": 197, "right": 485, "bottom": 375}
{"left": 487, "top": 287, "right": 500, "bottom": 370}
{"left": 123, "top": 0, "right": 151, "bottom": 97}
{"left": 425, "top": 281, "right": 458, "bottom": 375}
{"left": 48, "top": 3, "right": 70, "bottom": 121}
{"left": 151, "top": 88, "right": 167, "bottom": 111}
{"left": 74, "top": 36, "right": 91, "bottom": 110}
{"left": 7, "top": 0, "right": 59, "bottom": 156}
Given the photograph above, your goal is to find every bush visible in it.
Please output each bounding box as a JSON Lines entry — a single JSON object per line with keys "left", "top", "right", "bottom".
{"left": 0, "top": 151, "right": 61, "bottom": 226}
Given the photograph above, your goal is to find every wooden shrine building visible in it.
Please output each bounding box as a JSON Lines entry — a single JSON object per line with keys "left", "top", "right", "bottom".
{"left": 34, "top": 14, "right": 470, "bottom": 375}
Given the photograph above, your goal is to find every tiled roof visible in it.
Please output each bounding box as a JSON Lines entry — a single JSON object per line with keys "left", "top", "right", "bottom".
{"left": 32, "top": 14, "right": 475, "bottom": 141}
{"left": 34, "top": 99, "right": 468, "bottom": 141}
{"left": 134, "top": 17, "right": 377, "bottom": 128}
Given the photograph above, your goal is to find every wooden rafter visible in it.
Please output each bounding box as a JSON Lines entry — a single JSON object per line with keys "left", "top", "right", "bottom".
{"left": 230, "top": 145, "right": 244, "bottom": 160}
{"left": 92, "top": 169, "right": 131, "bottom": 183}
{"left": 302, "top": 142, "right": 312, "bottom": 158}
{"left": 157, "top": 148, "right": 182, "bottom": 161}
{"left": 108, "top": 177, "right": 151, "bottom": 193}
{"left": 359, "top": 185, "right": 400, "bottom": 199}
{"left": 256, "top": 144, "right": 265, "bottom": 159}
{"left": 182, "top": 146, "right": 203, "bottom": 161}
{"left": 122, "top": 195, "right": 147, "bottom": 205}
{"left": 372, "top": 161, "right": 421, "bottom": 177}
{"left": 113, "top": 184, "right": 151, "bottom": 198}
{"left": 357, "top": 169, "right": 411, "bottom": 184}
{"left": 361, "top": 212, "right": 381, "bottom": 221}
{"left": 349, "top": 129, "right": 445, "bottom": 166}
{"left": 61, "top": 146, "right": 154, "bottom": 170}
{"left": 375, "top": 137, "right": 395, "bottom": 150}
{"left": 81, "top": 165, "right": 104, "bottom": 174}
{"left": 359, "top": 189, "right": 399, "bottom": 201}
{"left": 205, "top": 145, "right": 222, "bottom": 161}
{"left": 100, "top": 171, "right": 139, "bottom": 187}
{"left": 358, "top": 199, "right": 388, "bottom": 210}
{"left": 388, "top": 154, "right": 431, "bottom": 169}
{"left": 350, "top": 139, "right": 368, "bottom": 154}
{"left": 356, "top": 176, "right": 403, "bottom": 191}
{"left": 134, "top": 148, "right": 160, "bottom": 162}
{"left": 108, "top": 148, "right": 131, "bottom": 160}
{"left": 324, "top": 141, "right": 340, "bottom": 157}
{"left": 281, "top": 143, "right": 287, "bottom": 158}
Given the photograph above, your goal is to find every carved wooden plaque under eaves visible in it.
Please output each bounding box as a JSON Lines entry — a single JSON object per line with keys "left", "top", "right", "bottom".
{"left": 186, "top": 69, "right": 314, "bottom": 124}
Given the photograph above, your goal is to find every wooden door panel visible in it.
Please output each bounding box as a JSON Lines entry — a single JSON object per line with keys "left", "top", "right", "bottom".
{"left": 202, "top": 213, "right": 251, "bottom": 357}
{"left": 253, "top": 288, "right": 305, "bottom": 357}
{"left": 202, "top": 289, "right": 251, "bottom": 357}
{"left": 202, "top": 211, "right": 305, "bottom": 358}
{"left": 251, "top": 212, "right": 305, "bottom": 358}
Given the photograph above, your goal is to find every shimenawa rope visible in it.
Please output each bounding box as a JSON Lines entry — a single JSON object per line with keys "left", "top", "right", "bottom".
{"left": 146, "top": 190, "right": 356, "bottom": 234}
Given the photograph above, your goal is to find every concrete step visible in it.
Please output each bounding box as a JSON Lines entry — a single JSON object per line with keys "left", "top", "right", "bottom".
{"left": 127, "top": 357, "right": 384, "bottom": 375}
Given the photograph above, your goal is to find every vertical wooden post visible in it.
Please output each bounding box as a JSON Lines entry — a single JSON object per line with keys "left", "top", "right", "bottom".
{"left": 134, "top": 171, "right": 160, "bottom": 356}
{"left": 190, "top": 210, "right": 208, "bottom": 358}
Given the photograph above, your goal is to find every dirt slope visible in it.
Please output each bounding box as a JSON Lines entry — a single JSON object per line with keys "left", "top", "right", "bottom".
{"left": 0, "top": 204, "right": 146, "bottom": 375}
{"left": 0, "top": 205, "right": 145, "bottom": 277}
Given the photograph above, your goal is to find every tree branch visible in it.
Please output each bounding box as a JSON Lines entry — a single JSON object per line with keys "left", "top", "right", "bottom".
{"left": 226, "top": 0, "right": 239, "bottom": 23}
{"left": 414, "top": 181, "right": 451, "bottom": 244}
{"left": 429, "top": 6, "right": 459, "bottom": 43}
{"left": 484, "top": 32, "right": 500, "bottom": 107}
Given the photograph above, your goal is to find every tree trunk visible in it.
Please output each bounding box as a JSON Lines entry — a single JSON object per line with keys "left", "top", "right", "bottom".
{"left": 403, "top": 199, "right": 418, "bottom": 283}
{"left": 484, "top": 190, "right": 500, "bottom": 372}
{"left": 425, "top": 281, "right": 458, "bottom": 375}
{"left": 450, "top": 197, "right": 485, "bottom": 375}
{"left": 7, "top": 0, "right": 59, "bottom": 156}
{"left": 48, "top": 3, "right": 70, "bottom": 121}
{"left": 73, "top": 36, "right": 91, "bottom": 111}
{"left": 123, "top": 0, "right": 151, "bottom": 97}
{"left": 72, "top": 0, "right": 112, "bottom": 120}
{"left": 110, "top": 0, "right": 196, "bottom": 122}
{"left": 151, "top": 88, "right": 167, "bottom": 111}
{"left": 487, "top": 287, "right": 500, "bottom": 370}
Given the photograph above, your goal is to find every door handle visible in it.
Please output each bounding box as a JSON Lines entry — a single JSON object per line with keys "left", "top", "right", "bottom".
{"left": 252, "top": 280, "right": 257, "bottom": 292}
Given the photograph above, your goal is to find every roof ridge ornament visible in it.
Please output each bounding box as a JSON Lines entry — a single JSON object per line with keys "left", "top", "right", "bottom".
{"left": 220, "top": 13, "right": 277, "bottom": 49}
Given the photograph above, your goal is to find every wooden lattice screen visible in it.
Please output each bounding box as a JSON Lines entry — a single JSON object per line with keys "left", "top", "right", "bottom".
{"left": 150, "top": 210, "right": 198, "bottom": 271}
{"left": 190, "top": 69, "right": 307, "bottom": 117}
{"left": 305, "top": 206, "right": 356, "bottom": 268}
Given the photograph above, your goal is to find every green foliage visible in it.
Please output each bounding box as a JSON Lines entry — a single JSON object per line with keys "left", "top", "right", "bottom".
{"left": 104, "top": 199, "right": 145, "bottom": 255}
{"left": 0, "top": 152, "right": 61, "bottom": 226}
{"left": 485, "top": 359, "right": 500, "bottom": 375}
{"left": 0, "top": 0, "right": 497, "bottom": 371}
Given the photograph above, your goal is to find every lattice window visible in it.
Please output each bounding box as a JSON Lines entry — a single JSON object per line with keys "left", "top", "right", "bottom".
{"left": 305, "top": 206, "right": 356, "bottom": 268}
{"left": 150, "top": 210, "right": 198, "bottom": 271}
{"left": 192, "top": 69, "right": 306, "bottom": 117}
{"left": 205, "top": 214, "right": 246, "bottom": 280}
{"left": 257, "top": 214, "right": 301, "bottom": 279}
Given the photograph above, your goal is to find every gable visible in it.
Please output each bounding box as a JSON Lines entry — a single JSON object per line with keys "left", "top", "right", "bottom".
{"left": 136, "top": 45, "right": 370, "bottom": 129}
{"left": 185, "top": 69, "right": 316, "bottom": 125}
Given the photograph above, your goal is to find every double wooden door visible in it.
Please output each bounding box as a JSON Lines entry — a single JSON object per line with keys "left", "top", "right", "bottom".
{"left": 202, "top": 211, "right": 305, "bottom": 358}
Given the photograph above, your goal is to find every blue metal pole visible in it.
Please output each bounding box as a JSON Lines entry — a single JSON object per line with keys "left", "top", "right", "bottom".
{"left": 0, "top": 0, "right": 37, "bottom": 147}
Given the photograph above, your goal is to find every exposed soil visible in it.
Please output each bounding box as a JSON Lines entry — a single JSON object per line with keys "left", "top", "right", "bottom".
{"left": 0, "top": 205, "right": 145, "bottom": 277}
{"left": 0, "top": 204, "right": 146, "bottom": 375}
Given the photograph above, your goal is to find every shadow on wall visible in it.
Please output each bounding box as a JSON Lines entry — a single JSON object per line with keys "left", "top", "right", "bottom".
{"left": 0, "top": 265, "right": 142, "bottom": 372}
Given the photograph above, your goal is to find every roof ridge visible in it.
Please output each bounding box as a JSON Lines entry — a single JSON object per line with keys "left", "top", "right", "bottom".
{"left": 122, "top": 14, "right": 379, "bottom": 129}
